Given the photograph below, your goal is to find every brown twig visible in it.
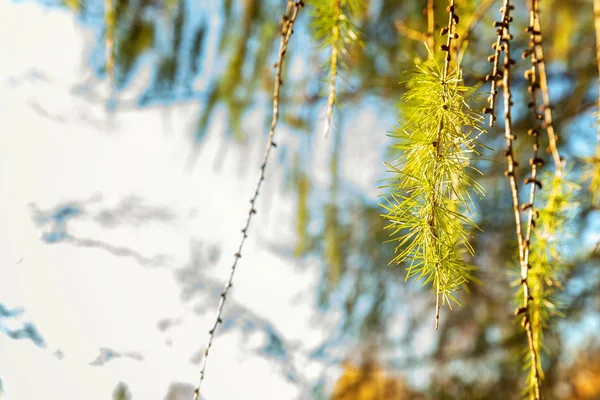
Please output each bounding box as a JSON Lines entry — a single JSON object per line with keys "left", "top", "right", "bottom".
{"left": 493, "top": 2, "right": 542, "bottom": 396}
{"left": 456, "top": 0, "right": 498, "bottom": 53}
{"left": 431, "top": 0, "right": 460, "bottom": 331}
{"left": 519, "top": 0, "right": 544, "bottom": 398}
{"left": 394, "top": 20, "right": 429, "bottom": 42}
{"left": 192, "top": 2, "right": 304, "bottom": 399}
{"left": 532, "top": 2, "right": 561, "bottom": 168}
{"left": 427, "top": 0, "right": 435, "bottom": 51}
{"left": 497, "top": 1, "right": 523, "bottom": 273}
{"left": 482, "top": 0, "right": 513, "bottom": 127}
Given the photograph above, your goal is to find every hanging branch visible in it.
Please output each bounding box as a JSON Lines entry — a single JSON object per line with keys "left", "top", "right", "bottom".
{"left": 382, "top": 1, "right": 485, "bottom": 331}
{"left": 192, "top": 2, "right": 304, "bottom": 399}
{"left": 105, "top": 0, "right": 115, "bottom": 82}
{"left": 433, "top": 0, "right": 460, "bottom": 331}
{"left": 590, "top": 0, "right": 600, "bottom": 203}
{"left": 527, "top": 163, "right": 578, "bottom": 400}
{"left": 482, "top": 0, "right": 512, "bottom": 127}
{"left": 426, "top": 0, "right": 435, "bottom": 51}
{"left": 519, "top": 0, "right": 545, "bottom": 397}
{"left": 531, "top": 10, "right": 560, "bottom": 169}
{"left": 486, "top": 1, "right": 542, "bottom": 397}
{"left": 523, "top": 2, "right": 573, "bottom": 397}
{"left": 325, "top": 0, "right": 341, "bottom": 138}
{"left": 311, "top": 0, "right": 365, "bottom": 138}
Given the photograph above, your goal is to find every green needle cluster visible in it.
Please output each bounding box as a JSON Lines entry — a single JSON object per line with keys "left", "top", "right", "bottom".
{"left": 381, "top": 55, "right": 485, "bottom": 325}
{"left": 522, "top": 166, "right": 579, "bottom": 395}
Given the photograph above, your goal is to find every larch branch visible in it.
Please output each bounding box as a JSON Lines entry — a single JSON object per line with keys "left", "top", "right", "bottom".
{"left": 324, "top": 0, "right": 341, "bottom": 138}
{"left": 432, "top": 0, "right": 459, "bottom": 330}
{"left": 192, "top": 2, "right": 304, "bottom": 399}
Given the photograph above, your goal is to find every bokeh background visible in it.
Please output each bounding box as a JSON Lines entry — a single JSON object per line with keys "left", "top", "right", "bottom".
{"left": 0, "top": 0, "right": 599, "bottom": 399}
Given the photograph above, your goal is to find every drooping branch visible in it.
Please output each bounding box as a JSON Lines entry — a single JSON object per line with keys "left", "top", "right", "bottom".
{"left": 487, "top": 1, "right": 542, "bottom": 398}
{"left": 192, "top": 2, "right": 304, "bottom": 399}
{"left": 590, "top": 0, "right": 600, "bottom": 204}
{"left": 432, "top": 0, "right": 460, "bottom": 330}
{"left": 324, "top": 0, "right": 341, "bottom": 138}
{"left": 519, "top": 1, "right": 544, "bottom": 397}
{"left": 312, "top": 0, "right": 365, "bottom": 138}
{"left": 426, "top": 0, "right": 435, "bottom": 51}
{"left": 105, "top": 0, "right": 115, "bottom": 82}
{"left": 532, "top": 9, "right": 561, "bottom": 169}
{"left": 382, "top": 0, "right": 485, "bottom": 332}
{"left": 523, "top": 2, "right": 572, "bottom": 398}
{"left": 482, "top": 0, "right": 513, "bottom": 127}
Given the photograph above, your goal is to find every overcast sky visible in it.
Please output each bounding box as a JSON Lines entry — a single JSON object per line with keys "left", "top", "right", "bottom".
{"left": 0, "top": 1, "right": 340, "bottom": 398}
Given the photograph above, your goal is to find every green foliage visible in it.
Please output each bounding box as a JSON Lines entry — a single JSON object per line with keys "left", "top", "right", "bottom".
{"left": 309, "top": 0, "right": 365, "bottom": 58}
{"left": 522, "top": 165, "right": 579, "bottom": 395}
{"left": 380, "top": 54, "right": 485, "bottom": 317}
{"left": 112, "top": 382, "right": 131, "bottom": 400}
{"left": 310, "top": 0, "right": 366, "bottom": 136}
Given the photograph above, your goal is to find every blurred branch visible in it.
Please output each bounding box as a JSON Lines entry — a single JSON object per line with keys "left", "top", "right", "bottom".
{"left": 193, "top": 2, "right": 304, "bottom": 399}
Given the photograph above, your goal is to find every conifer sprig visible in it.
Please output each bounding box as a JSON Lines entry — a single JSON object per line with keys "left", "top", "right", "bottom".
{"left": 311, "top": 0, "right": 365, "bottom": 137}
{"left": 192, "top": 2, "right": 304, "bottom": 398}
{"left": 526, "top": 165, "right": 578, "bottom": 399}
{"left": 382, "top": 1, "right": 485, "bottom": 330}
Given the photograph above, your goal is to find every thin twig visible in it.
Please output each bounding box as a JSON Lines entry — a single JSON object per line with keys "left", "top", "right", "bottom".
{"left": 394, "top": 21, "right": 429, "bottom": 42}
{"left": 497, "top": 1, "right": 524, "bottom": 270}
{"left": 427, "top": 0, "right": 435, "bottom": 51}
{"left": 456, "top": 0, "right": 497, "bottom": 52}
{"left": 494, "top": 5, "right": 542, "bottom": 397}
{"left": 519, "top": 0, "right": 544, "bottom": 397}
{"left": 324, "top": 0, "right": 341, "bottom": 138}
{"left": 192, "top": 2, "right": 304, "bottom": 399}
{"left": 432, "top": 0, "right": 459, "bottom": 331}
{"left": 482, "top": 0, "right": 512, "bottom": 126}
{"left": 532, "top": 2, "right": 560, "bottom": 168}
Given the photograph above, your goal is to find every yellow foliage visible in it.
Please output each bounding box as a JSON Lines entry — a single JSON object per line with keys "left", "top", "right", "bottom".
{"left": 569, "top": 347, "right": 600, "bottom": 399}
{"left": 331, "top": 360, "right": 409, "bottom": 400}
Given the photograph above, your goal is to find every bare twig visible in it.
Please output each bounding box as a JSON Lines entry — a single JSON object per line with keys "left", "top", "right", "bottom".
{"left": 192, "top": 2, "right": 304, "bottom": 399}
{"left": 497, "top": 1, "right": 524, "bottom": 271}
{"left": 394, "top": 20, "right": 429, "bottom": 42}
{"left": 518, "top": 0, "right": 545, "bottom": 397}
{"left": 482, "top": 0, "right": 512, "bottom": 127}
{"left": 533, "top": 2, "right": 561, "bottom": 168}
{"left": 493, "top": 2, "right": 543, "bottom": 395}
{"left": 427, "top": 0, "right": 435, "bottom": 51}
